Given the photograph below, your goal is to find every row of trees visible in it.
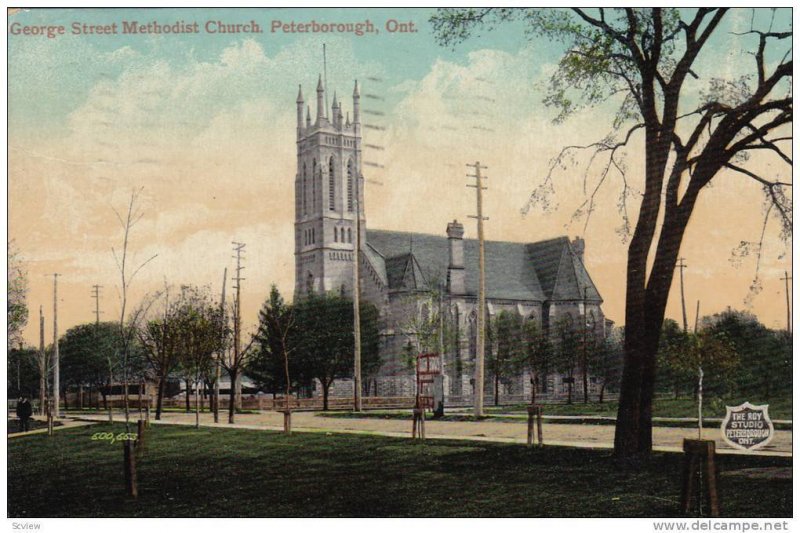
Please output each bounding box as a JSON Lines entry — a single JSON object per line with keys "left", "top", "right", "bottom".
{"left": 248, "top": 287, "right": 381, "bottom": 410}
{"left": 485, "top": 312, "right": 624, "bottom": 405}
{"left": 656, "top": 310, "right": 792, "bottom": 402}
{"left": 10, "top": 285, "right": 383, "bottom": 417}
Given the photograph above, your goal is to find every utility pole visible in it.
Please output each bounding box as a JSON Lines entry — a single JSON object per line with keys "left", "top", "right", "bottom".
{"left": 39, "top": 305, "right": 46, "bottom": 416}
{"left": 676, "top": 257, "right": 688, "bottom": 333}
{"left": 215, "top": 267, "right": 227, "bottom": 424}
{"left": 467, "top": 161, "right": 488, "bottom": 417}
{"left": 231, "top": 242, "right": 246, "bottom": 418}
{"left": 781, "top": 270, "right": 792, "bottom": 333}
{"left": 694, "top": 300, "right": 701, "bottom": 333}
{"left": 352, "top": 78, "right": 363, "bottom": 412}
{"left": 91, "top": 284, "right": 102, "bottom": 324}
{"left": 52, "top": 273, "right": 60, "bottom": 418}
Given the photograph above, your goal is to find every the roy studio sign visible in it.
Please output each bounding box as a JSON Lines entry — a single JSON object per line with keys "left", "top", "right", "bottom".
{"left": 721, "top": 402, "right": 774, "bottom": 451}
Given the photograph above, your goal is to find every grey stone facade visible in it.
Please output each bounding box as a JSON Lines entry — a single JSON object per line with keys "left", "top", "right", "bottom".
{"left": 294, "top": 77, "right": 609, "bottom": 403}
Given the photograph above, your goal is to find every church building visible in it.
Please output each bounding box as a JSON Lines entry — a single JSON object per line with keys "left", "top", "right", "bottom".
{"left": 293, "top": 76, "right": 608, "bottom": 403}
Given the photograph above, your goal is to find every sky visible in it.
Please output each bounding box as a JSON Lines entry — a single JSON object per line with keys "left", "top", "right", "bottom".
{"left": 8, "top": 7, "right": 793, "bottom": 346}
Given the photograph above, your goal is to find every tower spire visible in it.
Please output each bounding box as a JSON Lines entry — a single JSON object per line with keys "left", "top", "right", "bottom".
{"left": 296, "top": 84, "right": 305, "bottom": 138}
{"left": 316, "top": 74, "right": 325, "bottom": 124}
{"left": 353, "top": 80, "right": 360, "bottom": 126}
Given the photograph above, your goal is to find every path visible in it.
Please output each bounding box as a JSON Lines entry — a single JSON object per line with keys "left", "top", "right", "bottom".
{"left": 70, "top": 410, "right": 792, "bottom": 457}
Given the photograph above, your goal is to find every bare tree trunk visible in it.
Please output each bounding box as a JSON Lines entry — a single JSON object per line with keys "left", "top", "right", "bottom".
{"left": 228, "top": 369, "right": 237, "bottom": 424}
{"left": 583, "top": 365, "right": 589, "bottom": 404}
{"left": 156, "top": 376, "right": 166, "bottom": 420}
{"left": 494, "top": 373, "right": 499, "bottom": 406}
{"left": 599, "top": 381, "right": 606, "bottom": 403}
{"left": 185, "top": 379, "right": 191, "bottom": 412}
{"left": 195, "top": 379, "right": 200, "bottom": 429}
{"left": 322, "top": 381, "right": 331, "bottom": 411}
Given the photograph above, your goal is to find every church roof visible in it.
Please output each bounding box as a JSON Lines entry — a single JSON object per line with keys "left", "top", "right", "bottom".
{"left": 365, "top": 229, "right": 602, "bottom": 303}
{"left": 526, "top": 237, "right": 601, "bottom": 301}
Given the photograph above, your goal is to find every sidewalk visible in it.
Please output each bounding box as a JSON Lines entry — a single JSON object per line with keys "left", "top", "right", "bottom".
{"left": 70, "top": 410, "right": 792, "bottom": 457}
{"left": 7, "top": 417, "right": 96, "bottom": 438}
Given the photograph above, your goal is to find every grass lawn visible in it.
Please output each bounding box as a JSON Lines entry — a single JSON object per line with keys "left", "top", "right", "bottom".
{"left": 486, "top": 397, "right": 793, "bottom": 420}
{"left": 7, "top": 423, "right": 792, "bottom": 518}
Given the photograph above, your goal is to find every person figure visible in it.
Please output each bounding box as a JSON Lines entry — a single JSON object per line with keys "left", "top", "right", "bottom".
{"left": 16, "top": 396, "right": 33, "bottom": 432}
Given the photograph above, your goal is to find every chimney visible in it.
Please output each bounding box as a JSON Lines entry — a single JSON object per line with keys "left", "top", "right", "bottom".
{"left": 447, "top": 220, "right": 465, "bottom": 294}
{"left": 571, "top": 236, "right": 585, "bottom": 262}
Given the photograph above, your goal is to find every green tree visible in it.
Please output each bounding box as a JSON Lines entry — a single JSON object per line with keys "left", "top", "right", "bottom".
{"left": 248, "top": 285, "right": 299, "bottom": 402}
{"left": 519, "top": 319, "right": 553, "bottom": 404}
{"left": 703, "top": 309, "right": 790, "bottom": 400}
{"left": 137, "top": 288, "right": 183, "bottom": 420}
{"left": 488, "top": 311, "right": 523, "bottom": 405}
{"left": 7, "top": 240, "right": 29, "bottom": 351}
{"left": 589, "top": 327, "right": 624, "bottom": 403}
{"left": 60, "top": 322, "right": 145, "bottom": 410}
{"left": 432, "top": 8, "right": 791, "bottom": 459}
{"left": 7, "top": 346, "right": 39, "bottom": 399}
{"left": 172, "top": 286, "right": 224, "bottom": 424}
{"left": 294, "top": 293, "right": 381, "bottom": 410}
{"left": 656, "top": 319, "right": 692, "bottom": 399}
{"left": 553, "top": 315, "right": 580, "bottom": 404}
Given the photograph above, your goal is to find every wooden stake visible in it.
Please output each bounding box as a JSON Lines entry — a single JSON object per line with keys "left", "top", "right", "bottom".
{"left": 136, "top": 419, "right": 145, "bottom": 457}
{"left": 283, "top": 409, "right": 292, "bottom": 435}
{"left": 680, "top": 439, "right": 719, "bottom": 517}
{"left": 124, "top": 440, "right": 138, "bottom": 498}
{"left": 412, "top": 408, "right": 425, "bottom": 440}
{"left": 527, "top": 405, "right": 543, "bottom": 447}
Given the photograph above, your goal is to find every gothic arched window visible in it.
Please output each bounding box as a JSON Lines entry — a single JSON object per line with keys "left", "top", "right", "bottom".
{"left": 347, "top": 159, "right": 354, "bottom": 212}
{"left": 328, "top": 156, "right": 336, "bottom": 211}
{"left": 468, "top": 310, "right": 478, "bottom": 359}
{"left": 334, "top": 227, "right": 338, "bottom": 242}
{"left": 312, "top": 159, "right": 317, "bottom": 211}
{"left": 347, "top": 228, "right": 352, "bottom": 243}
{"left": 302, "top": 163, "right": 308, "bottom": 216}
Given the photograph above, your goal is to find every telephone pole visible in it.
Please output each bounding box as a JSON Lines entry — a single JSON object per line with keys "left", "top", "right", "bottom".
{"left": 52, "top": 273, "right": 61, "bottom": 418}
{"left": 353, "top": 174, "right": 363, "bottom": 412}
{"left": 467, "top": 161, "right": 488, "bottom": 417}
{"left": 352, "top": 78, "right": 363, "bottom": 412}
{"left": 91, "top": 284, "right": 103, "bottom": 324}
{"left": 231, "top": 242, "right": 246, "bottom": 418}
{"left": 781, "top": 270, "right": 792, "bottom": 333}
{"left": 676, "top": 257, "right": 688, "bottom": 333}
{"left": 215, "top": 267, "right": 227, "bottom": 424}
{"left": 39, "top": 305, "right": 46, "bottom": 415}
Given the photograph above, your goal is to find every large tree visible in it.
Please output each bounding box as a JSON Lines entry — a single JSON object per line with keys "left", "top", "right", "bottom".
{"left": 172, "top": 286, "right": 224, "bottom": 426}
{"left": 59, "top": 322, "right": 141, "bottom": 410}
{"left": 248, "top": 286, "right": 299, "bottom": 402}
{"left": 294, "top": 293, "right": 381, "bottom": 410}
{"left": 431, "top": 8, "right": 791, "bottom": 459}
{"left": 137, "top": 288, "right": 181, "bottom": 420}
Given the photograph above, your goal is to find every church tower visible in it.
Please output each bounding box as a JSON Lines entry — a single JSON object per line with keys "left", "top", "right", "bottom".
{"left": 294, "top": 77, "right": 365, "bottom": 299}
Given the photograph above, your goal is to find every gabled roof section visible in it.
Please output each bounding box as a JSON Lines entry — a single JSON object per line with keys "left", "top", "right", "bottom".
{"left": 385, "top": 253, "right": 429, "bottom": 291}
{"left": 362, "top": 242, "right": 388, "bottom": 287}
{"left": 366, "top": 229, "right": 546, "bottom": 301}
{"left": 527, "top": 237, "right": 602, "bottom": 302}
